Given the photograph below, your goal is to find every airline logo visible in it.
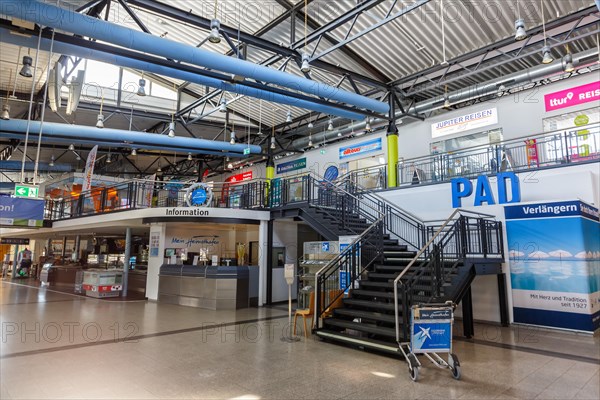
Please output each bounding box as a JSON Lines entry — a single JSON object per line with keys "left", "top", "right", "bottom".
{"left": 339, "top": 138, "right": 382, "bottom": 159}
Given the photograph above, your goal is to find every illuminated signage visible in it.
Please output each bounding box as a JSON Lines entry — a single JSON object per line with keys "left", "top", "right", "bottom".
{"left": 226, "top": 171, "right": 253, "bottom": 183}
{"left": 544, "top": 81, "right": 600, "bottom": 112}
{"left": 339, "top": 138, "right": 382, "bottom": 160}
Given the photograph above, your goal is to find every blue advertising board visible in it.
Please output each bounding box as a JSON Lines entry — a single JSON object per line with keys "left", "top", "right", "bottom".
{"left": 323, "top": 165, "right": 339, "bottom": 182}
{"left": 276, "top": 158, "right": 306, "bottom": 174}
{"left": 0, "top": 197, "right": 44, "bottom": 227}
{"left": 411, "top": 307, "right": 452, "bottom": 353}
{"left": 505, "top": 200, "right": 600, "bottom": 332}
{"left": 339, "top": 138, "right": 382, "bottom": 160}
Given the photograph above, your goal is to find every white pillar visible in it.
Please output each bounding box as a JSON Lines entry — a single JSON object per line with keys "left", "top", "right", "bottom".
{"left": 258, "top": 220, "right": 268, "bottom": 306}
{"left": 146, "top": 223, "right": 166, "bottom": 300}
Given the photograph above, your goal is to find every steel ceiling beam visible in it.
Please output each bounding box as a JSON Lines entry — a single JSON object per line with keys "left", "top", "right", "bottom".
{"left": 123, "top": 0, "right": 385, "bottom": 90}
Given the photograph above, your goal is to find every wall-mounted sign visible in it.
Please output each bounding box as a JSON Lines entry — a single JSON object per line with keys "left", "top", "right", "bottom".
{"left": 0, "top": 238, "right": 30, "bottom": 245}
{"left": 432, "top": 108, "right": 498, "bottom": 138}
{"left": 225, "top": 171, "right": 253, "bottom": 183}
{"left": 14, "top": 184, "right": 39, "bottom": 198}
{"left": 0, "top": 197, "right": 44, "bottom": 227}
{"left": 170, "top": 236, "right": 220, "bottom": 247}
{"left": 276, "top": 158, "right": 306, "bottom": 174}
{"left": 544, "top": 81, "right": 600, "bottom": 112}
{"left": 184, "top": 183, "right": 213, "bottom": 207}
{"left": 339, "top": 138, "right": 382, "bottom": 160}
{"left": 451, "top": 172, "right": 521, "bottom": 208}
{"left": 324, "top": 165, "right": 339, "bottom": 182}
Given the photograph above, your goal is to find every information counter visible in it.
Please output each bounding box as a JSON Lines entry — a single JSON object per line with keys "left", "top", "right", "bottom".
{"left": 40, "top": 264, "right": 83, "bottom": 289}
{"left": 158, "top": 265, "right": 256, "bottom": 310}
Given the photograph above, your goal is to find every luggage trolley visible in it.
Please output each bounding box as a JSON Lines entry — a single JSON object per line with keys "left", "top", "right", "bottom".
{"left": 399, "top": 302, "right": 461, "bottom": 382}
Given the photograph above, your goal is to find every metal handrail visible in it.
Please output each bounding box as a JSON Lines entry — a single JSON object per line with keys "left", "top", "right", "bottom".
{"left": 393, "top": 208, "right": 461, "bottom": 343}
{"left": 313, "top": 214, "right": 386, "bottom": 329}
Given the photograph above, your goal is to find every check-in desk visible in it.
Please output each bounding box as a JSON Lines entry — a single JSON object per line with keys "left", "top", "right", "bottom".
{"left": 158, "top": 265, "right": 251, "bottom": 310}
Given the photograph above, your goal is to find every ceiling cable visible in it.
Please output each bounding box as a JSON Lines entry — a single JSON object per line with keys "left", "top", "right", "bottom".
{"left": 20, "top": 26, "right": 43, "bottom": 184}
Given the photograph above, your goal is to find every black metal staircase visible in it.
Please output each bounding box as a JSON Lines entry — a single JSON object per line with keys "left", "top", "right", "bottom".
{"left": 268, "top": 173, "right": 505, "bottom": 355}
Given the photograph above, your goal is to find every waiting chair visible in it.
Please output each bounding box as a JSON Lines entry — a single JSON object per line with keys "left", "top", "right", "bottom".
{"left": 294, "top": 291, "right": 315, "bottom": 337}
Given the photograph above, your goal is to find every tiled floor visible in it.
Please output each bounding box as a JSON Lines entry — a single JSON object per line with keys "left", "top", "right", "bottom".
{"left": 1, "top": 280, "right": 598, "bottom": 400}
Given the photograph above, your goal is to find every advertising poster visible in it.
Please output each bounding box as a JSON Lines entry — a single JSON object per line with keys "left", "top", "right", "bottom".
{"left": 339, "top": 138, "right": 382, "bottom": 160}
{"left": 0, "top": 197, "right": 44, "bottom": 227}
{"left": 505, "top": 201, "right": 600, "bottom": 332}
{"left": 82, "top": 145, "right": 98, "bottom": 192}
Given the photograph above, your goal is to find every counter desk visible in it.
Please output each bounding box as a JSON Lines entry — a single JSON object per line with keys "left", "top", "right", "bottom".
{"left": 158, "top": 264, "right": 258, "bottom": 310}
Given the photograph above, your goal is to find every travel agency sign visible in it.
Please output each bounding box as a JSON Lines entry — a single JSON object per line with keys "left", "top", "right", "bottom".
{"left": 544, "top": 81, "right": 600, "bottom": 112}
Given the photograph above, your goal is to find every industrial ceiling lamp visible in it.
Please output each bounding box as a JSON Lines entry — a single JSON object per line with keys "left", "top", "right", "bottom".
{"left": 308, "top": 134, "right": 313, "bottom": 148}
{"left": 219, "top": 98, "right": 227, "bottom": 112}
{"left": 563, "top": 52, "right": 575, "bottom": 73}
{"left": 365, "top": 117, "right": 371, "bottom": 132}
{"left": 156, "top": 162, "right": 161, "bottom": 172}
{"left": 308, "top": 121, "right": 314, "bottom": 129}
{"left": 19, "top": 55, "right": 33, "bottom": 78}
{"left": 131, "top": 148, "right": 137, "bottom": 156}
{"left": 286, "top": 110, "right": 293, "bottom": 124}
{"left": 208, "top": 19, "right": 222, "bottom": 44}
{"left": 68, "top": 143, "right": 75, "bottom": 151}
{"left": 0, "top": 103, "right": 9, "bottom": 120}
{"left": 168, "top": 121, "right": 176, "bottom": 137}
{"left": 96, "top": 95, "right": 104, "bottom": 128}
{"left": 514, "top": 1, "right": 527, "bottom": 41}
{"left": 48, "top": 155, "right": 55, "bottom": 167}
{"left": 229, "top": 130, "right": 236, "bottom": 145}
{"left": 137, "top": 72, "right": 147, "bottom": 96}
{"left": 443, "top": 85, "right": 451, "bottom": 109}
{"left": 327, "top": 118, "right": 334, "bottom": 131}
{"left": 540, "top": 2, "right": 553, "bottom": 65}
{"left": 106, "top": 152, "right": 112, "bottom": 164}
{"left": 270, "top": 136, "right": 276, "bottom": 150}
{"left": 300, "top": 53, "right": 311, "bottom": 73}
{"left": 187, "top": 152, "right": 193, "bottom": 161}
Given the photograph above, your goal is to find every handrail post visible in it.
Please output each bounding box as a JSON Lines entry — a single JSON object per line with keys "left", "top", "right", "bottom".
{"left": 479, "top": 218, "right": 489, "bottom": 258}
{"left": 433, "top": 244, "right": 441, "bottom": 298}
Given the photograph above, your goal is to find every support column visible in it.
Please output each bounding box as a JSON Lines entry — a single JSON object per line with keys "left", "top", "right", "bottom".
{"left": 265, "top": 156, "right": 275, "bottom": 207}
{"left": 74, "top": 235, "right": 81, "bottom": 261}
{"left": 266, "top": 219, "right": 274, "bottom": 305}
{"left": 11, "top": 245, "right": 19, "bottom": 279}
{"left": 387, "top": 121, "right": 399, "bottom": 189}
{"left": 122, "top": 227, "right": 131, "bottom": 297}
{"left": 497, "top": 273, "right": 510, "bottom": 327}
{"left": 258, "top": 220, "right": 268, "bottom": 306}
{"left": 462, "top": 287, "right": 474, "bottom": 338}
{"left": 61, "top": 237, "right": 67, "bottom": 259}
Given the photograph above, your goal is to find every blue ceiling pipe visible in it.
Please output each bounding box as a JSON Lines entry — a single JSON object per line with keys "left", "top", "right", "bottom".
{"left": 0, "top": 120, "right": 263, "bottom": 156}
{"left": 0, "top": 0, "right": 389, "bottom": 115}
{"left": 0, "top": 28, "right": 364, "bottom": 121}
{"left": 0, "top": 160, "right": 72, "bottom": 172}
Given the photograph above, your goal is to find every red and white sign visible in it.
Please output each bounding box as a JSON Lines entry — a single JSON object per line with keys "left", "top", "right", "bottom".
{"left": 225, "top": 171, "right": 253, "bottom": 183}
{"left": 82, "top": 145, "right": 98, "bottom": 192}
{"left": 544, "top": 81, "right": 600, "bottom": 112}
{"left": 82, "top": 284, "right": 122, "bottom": 292}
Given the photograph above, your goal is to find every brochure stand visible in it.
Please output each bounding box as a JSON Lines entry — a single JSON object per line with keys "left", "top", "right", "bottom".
{"left": 281, "top": 263, "right": 301, "bottom": 342}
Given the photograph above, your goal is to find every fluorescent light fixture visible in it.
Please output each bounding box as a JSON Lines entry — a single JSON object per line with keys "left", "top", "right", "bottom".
{"left": 137, "top": 78, "right": 147, "bottom": 96}
{"left": 168, "top": 121, "right": 176, "bottom": 137}
{"left": 209, "top": 19, "right": 221, "bottom": 44}
{"left": 96, "top": 113, "right": 105, "bottom": 128}
{"left": 515, "top": 18, "right": 526, "bottom": 41}
{"left": 19, "top": 55, "right": 33, "bottom": 78}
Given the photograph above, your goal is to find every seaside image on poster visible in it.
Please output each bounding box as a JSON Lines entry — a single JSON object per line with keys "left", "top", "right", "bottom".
{"left": 505, "top": 201, "right": 600, "bottom": 332}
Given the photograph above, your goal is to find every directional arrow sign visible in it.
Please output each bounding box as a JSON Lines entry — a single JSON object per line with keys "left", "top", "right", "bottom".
{"left": 14, "top": 184, "right": 39, "bottom": 198}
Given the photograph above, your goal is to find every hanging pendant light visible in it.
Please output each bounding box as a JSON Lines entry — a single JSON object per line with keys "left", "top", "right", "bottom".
{"left": 365, "top": 117, "right": 371, "bottom": 132}
{"left": 308, "top": 121, "right": 314, "bottom": 129}
{"left": 137, "top": 74, "right": 147, "bottom": 96}
{"left": 443, "top": 85, "right": 451, "bottom": 109}
{"left": 208, "top": 18, "right": 222, "bottom": 44}
{"left": 96, "top": 113, "right": 105, "bottom": 128}
{"left": 327, "top": 118, "right": 334, "bottom": 131}
{"left": 514, "top": 1, "right": 526, "bottom": 41}
{"left": 156, "top": 162, "right": 161, "bottom": 172}
{"left": 68, "top": 143, "right": 75, "bottom": 151}
{"left": 300, "top": 53, "right": 311, "bottom": 73}
{"left": 0, "top": 104, "right": 9, "bottom": 120}
{"left": 48, "top": 154, "right": 55, "bottom": 167}
{"left": 168, "top": 121, "right": 176, "bottom": 137}
{"left": 230, "top": 130, "right": 236, "bottom": 145}
{"left": 19, "top": 55, "right": 33, "bottom": 78}
{"left": 187, "top": 152, "right": 193, "bottom": 161}
{"left": 131, "top": 148, "right": 137, "bottom": 156}
{"left": 270, "top": 136, "right": 276, "bottom": 150}
{"left": 541, "top": 46, "right": 554, "bottom": 65}
{"left": 286, "top": 110, "right": 293, "bottom": 124}
{"left": 308, "top": 134, "right": 313, "bottom": 148}
{"left": 563, "top": 53, "right": 575, "bottom": 73}
{"left": 106, "top": 153, "right": 112, "bottom": 164}
{"left": 219, "top": 98, "right": 227, "bottom": 113}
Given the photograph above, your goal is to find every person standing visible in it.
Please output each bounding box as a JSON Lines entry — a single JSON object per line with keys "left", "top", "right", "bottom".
{"left": 16, "top": 247, "right": 32, "bottom": 277}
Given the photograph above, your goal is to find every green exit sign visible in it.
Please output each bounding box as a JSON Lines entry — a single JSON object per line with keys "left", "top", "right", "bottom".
{"left": 243, "top": 148, "right": 251, "bottom": 155}
{"left": 14, "top": 184, "right": 39, "bottom": 198}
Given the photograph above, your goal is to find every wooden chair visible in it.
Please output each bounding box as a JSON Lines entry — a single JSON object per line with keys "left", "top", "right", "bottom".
{"left": 294, "top": 291, "right": 315, "bottom": 337}
{"left": 323, "top": 289, "right": 345, "bottom": 318}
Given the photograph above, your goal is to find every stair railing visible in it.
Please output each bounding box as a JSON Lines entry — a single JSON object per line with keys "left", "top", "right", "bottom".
{"left": 393, "top": 209, "right": 504, "bottom": 344}
{"left": 313, "top": 215, "right": 386, "bottom": 330}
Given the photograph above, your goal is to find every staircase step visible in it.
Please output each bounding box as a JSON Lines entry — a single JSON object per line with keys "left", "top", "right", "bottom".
{"left": 315, "top": 329, "right": 404, "bottom": 354}
{"left": 343, "top": 298, "right": 398, "bottom": 312}
{"left": 323, "top": 318, "right": 397, "bottom": 338}
{"left": 352, "top": 289, "right": 394, "bottom": 299}
{"left": 367, "top": 272, "right": 399, "bottom": 281}
{"left": 359, "top": 281, "right": 394, "bottom": 289}
{"left": 383, "top": 251, "right": 417, "bottom": 258}
{"left": 333, "top": 308, "right": 398, "bottom": 324}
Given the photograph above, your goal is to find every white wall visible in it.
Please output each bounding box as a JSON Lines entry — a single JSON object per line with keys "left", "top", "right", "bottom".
{"left": 272, "top": 220, "right": 299, "bottom": 303}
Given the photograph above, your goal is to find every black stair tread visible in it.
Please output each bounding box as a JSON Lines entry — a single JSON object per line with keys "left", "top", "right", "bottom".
{"left": 383, "top": 251, "right": 417, "bottom": 257}
{"left": 384, "top": 245, "right": 407, "bottom": 251}
{"left": 367, "top": 272, "right": 399, "bottom": 280}
{"left": 333, "top": 308, "right": 399, "bottom": 323}
{"left": 323, "top": 318, "right": 397, "bottom": 338}
{"left": 343, "top": 298, "right": 398, "bottom": 311}
{"left": 315, "top": 329, "right": 406, "bottom": 351}
{"left": 360, "top": 281, "right": 394, "bottom": 288}
{"left": 352, "top": 289, "right": 394, "bottom": 299}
